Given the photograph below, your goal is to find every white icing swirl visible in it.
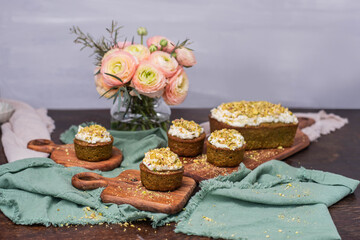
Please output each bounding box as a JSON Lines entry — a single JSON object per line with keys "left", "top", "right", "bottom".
{"left": 168, "top": 125, "right": 204, "bottom": 139}
{"left": 211, "top": 103, "right": 298, "bottom": 127}
{"left": 143, "top": 148, "right": 182, "bottom": 171}
{"left": 75, "top": 125, "right": 111, "bottom": 144}
{"left": 208, "top": 129, "right": 245, "bottom": 150}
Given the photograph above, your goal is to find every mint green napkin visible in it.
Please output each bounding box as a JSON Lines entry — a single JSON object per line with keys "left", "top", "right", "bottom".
{"left": 0, "top": 125, "right": 358, "bottom": 240}
{"left": 0, "top": 128, "right": 170, "bottom": 226}
{"left": 174, "top": 160, "right": 359, "bottom": 240}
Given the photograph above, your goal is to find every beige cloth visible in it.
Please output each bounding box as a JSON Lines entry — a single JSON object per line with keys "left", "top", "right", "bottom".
{"left": 294, "top": 110, "right": 348, "bottom": 141}
{"left": 1, "top": 99, "right": 55, "bottom": 162}
{"left": 200, "top": 110, "right": 348, "bottom": 142}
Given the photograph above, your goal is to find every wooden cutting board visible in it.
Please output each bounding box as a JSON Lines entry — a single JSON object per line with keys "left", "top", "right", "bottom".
{"left": 27, "top": 139, "right": 123, "bottom": 171}
{"left": 182, "top": 128, "right": 310, "bottom": 182}
{"left": 71, "top": 170, "right": 196, "bottom": 214}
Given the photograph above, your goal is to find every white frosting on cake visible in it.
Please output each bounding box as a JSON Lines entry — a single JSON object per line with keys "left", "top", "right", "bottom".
{"left": 75, "top": 125, "right": 111, "bottom": 144}
{"left": 168, "top": 120, "right": 204, "bottom": 139}
{"left": 211, "top": 101, "right": 298, "bottom": 127}
{"left": 208, "top": 129, "right": 245, "bottom": 150}
{"left": 143, "top": 147, "right": 182, "bottom": 171}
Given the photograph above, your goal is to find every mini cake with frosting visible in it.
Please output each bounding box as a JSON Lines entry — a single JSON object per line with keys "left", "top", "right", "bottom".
{"left": 74, "top": 124, "right": 113, "bottom": 161}
{"left": 140, "top": 147, "right": 183, "bottom": 191}
{"left": 209, "top": 101, "right": 299, "bottom": 150}
{"left": 167, "top": 118, "right": 205, "bottom": 157}
{"left": 206, "top": 129, "right": 246, "bottom": 167}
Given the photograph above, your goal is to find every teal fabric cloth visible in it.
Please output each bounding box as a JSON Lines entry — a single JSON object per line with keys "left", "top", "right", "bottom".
{"left": 0, "top": 125, "right": 358, "bottom": 240}
{"left": 174, "top": 161, "right": 359, "bottom": 240}
{"left": 0, "top": 127, "right": 170, "bottom": 226}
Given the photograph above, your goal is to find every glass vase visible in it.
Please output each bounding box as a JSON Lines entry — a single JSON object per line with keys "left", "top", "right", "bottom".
{"left": 110, "top": 95, "right": 171, "bottom": 131}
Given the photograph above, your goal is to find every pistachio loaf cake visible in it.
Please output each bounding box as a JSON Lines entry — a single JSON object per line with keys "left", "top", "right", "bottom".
{"left": 140, "top": 147, "right": 183, "bottom": 191}
{"left": 206, "top": 129, "right": 246, "bottom": 167}
{"left": 167, "top": 118, "right": 206, "bottom": 157}
{"left": 209, "top": 101, "right": 298, "bottom": 150}
{"left": 74, "top": 124, "right": 113, "bottom": 161}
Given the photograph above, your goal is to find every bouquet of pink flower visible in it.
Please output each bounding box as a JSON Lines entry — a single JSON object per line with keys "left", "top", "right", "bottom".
{"left": 71, "top": 21, "right": 196, "bottom": 130}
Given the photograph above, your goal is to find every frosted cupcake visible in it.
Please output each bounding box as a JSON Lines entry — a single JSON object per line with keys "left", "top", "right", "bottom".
{"left": 140, "top": 147, "right": 183, "bottom": 191}
{"left": 167, "top": 118, "right": 205, "bottom": 157}
{"left": 74, "top": 124, "right": 113, "bottom": 161}
{"left": 206, "top": 129, "right": 246, "bottom": 167}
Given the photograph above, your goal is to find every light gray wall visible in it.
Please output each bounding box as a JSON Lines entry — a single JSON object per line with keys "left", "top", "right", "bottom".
{"left": 1, "top": 0, "right": 360, "bottom": 109}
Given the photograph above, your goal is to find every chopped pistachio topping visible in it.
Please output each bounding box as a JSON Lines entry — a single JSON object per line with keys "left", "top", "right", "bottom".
{"left": 211, "top": 101, "right": 298, "bottom": 127}
{"left": 168, "top": 118, "right": 204, "bottom": 139}
{"left": 75, "top": 124, "right": 111, "bottom": 144}
{"left": 219, "top": 101, "right": 291, "bottom": 118}
{"left": 208, "top": 129, "right": 245, "bottom": 150}
{"left": 143, "top": 147, "right": 182, "bottom": 171}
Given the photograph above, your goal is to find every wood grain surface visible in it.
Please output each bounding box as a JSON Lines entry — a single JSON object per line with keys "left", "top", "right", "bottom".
{"left": 0, "top": 108, "right": 359, "bottom": 240}
{"left": 27, "top": 139, "right": 123, "bottom": 171}
{"left": 72, "top": 170, "right": 196, "bottom": 215}
{"left": 183, "top": 128, "right": 310, "bottom": 182}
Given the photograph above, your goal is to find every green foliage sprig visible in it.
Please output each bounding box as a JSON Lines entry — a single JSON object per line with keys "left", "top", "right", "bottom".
{"left": 70, "top": 21, "right": 123, "bottom": 66}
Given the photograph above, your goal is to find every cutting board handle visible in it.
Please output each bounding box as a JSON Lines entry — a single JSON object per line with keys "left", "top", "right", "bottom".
{"left": 72, "top": 172, "right": 109, "bottom": 190}
{"left": 27, "top": 139, "right": 57, "bottom": 153}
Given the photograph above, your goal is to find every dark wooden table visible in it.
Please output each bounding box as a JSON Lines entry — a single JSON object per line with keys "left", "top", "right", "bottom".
{"left": 0, "top": 108, "right": 359, "bottom": 240}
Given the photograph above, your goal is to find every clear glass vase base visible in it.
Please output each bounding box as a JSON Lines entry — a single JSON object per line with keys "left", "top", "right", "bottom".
{"left": 110, "top": 97, "right": 171, "bottom": 131}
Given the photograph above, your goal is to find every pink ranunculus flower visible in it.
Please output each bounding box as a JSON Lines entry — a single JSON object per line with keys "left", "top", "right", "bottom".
{"left": 146, "top": 36, "right": 175, "bottom": 53}
{"left": 163, "top": 67, "right": 189, "bottom": 105}
{"left": 100, "top": 49, "right": 137, "bottom": 87}
{"left": 175, "top": 47, "right": 197, "bottom": 67}
{"left": 94, "top": 67, "right": 117, "bottom": 98}
{"left": 149, "top": 51, "right": 179, "bottom": 78}
{"left": 124, "top": 44, "right": 150, "bottom": 62}
{"left": 117, "top": 41, "right": 132, "bottom": 49}
{"left": 132, "top": 61, "right": 167, "bottom": 98}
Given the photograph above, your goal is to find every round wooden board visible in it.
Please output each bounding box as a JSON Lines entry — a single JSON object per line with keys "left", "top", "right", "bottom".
{"left": 51, "top": 145, "right": 122, "bottom": 171}
{"left": 27, "top": 139, "right": 123, "bottom": 171}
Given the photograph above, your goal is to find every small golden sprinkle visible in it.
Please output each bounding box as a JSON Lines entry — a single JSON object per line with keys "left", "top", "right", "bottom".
{"left": 278, "top": 229, "right": 283, "bottom": 232}
{"left": 57, "top": 209, "right": 60, "bottom": 211}
{"left": 202, "top": 216, "right": 213, "bottom": 222}
{"left": 295, "top": 231, "right": 299, "bottom": 234}
{"left": 266, "top": 235, "right": 270, "bottom": 238}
